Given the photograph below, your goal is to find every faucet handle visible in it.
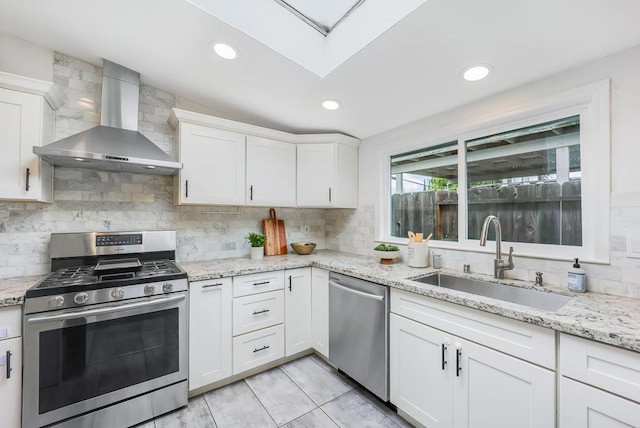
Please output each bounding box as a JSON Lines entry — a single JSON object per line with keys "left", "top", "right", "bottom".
{"left": 506, "top": 246, "right": 514, "bottom": 269}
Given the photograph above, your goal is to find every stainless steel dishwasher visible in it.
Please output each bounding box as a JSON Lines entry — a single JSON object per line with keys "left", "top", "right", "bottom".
{"left": 329, "top": 272, "right": 389, "bottom": 401}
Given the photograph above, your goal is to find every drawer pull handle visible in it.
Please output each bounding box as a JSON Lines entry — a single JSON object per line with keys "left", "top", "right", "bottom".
{"left": 6, "top": 350, "right": 12, "bottom": 379}
{"left": 253, "top": 345, "right": 270, "bottom": 353}
{"left": 288, "top": 275, "right": 292, "bottom": 291}
{"left": 252, "top": 309, "right": 270, "bottom": 315}
{"left": 456, "top": 347, "right": 462, "bottom": 377}
{"left": 441, "top": 343, "right": 447, "bottom": 370}
{"left": 202, "top": 283, "right": 223, "bottom": 288}
{"left": 253, "top": 281, "right": 270, "bottom": 286}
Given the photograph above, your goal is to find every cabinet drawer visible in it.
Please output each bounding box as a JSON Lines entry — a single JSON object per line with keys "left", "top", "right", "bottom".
{"left": 391, "top": 288, "right": 556, "bottom": 369}
{"left": 560, "top": 333, "right": 640, "bottom": 403}
{"left": 233, "top": 290, "right": 284, "bottom": 336}
{"left": 233, "top": 324, "right": 284, "bottom": 375}
{"left": 0, "top": 307, "right": 21, "bottom": 341}
{"left": 560, "top": 377, "right": 640, "bottom": 427}
{"left": 233, "top": 271, "right": 284, "bottom": 297}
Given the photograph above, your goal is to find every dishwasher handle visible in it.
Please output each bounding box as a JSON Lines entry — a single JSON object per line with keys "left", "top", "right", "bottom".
{"left": 329, "top": 280, "right": 384, "bottom": 301}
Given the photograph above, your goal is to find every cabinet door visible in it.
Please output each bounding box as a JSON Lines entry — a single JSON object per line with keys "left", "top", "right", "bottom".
{"left": 390, "top": 314, "right": 453, "bottom": 428}
{"left": 297, "top": 143, "right": 334, "bottom": 207}
{"left": 453, "top": 337, "right": 555, "bottom": 428}
{"left": 285, "top": 267, "right": 312, "bottom": 356}
{"left": 0, "top": 337, "right": 22, "bottom": 428}
{"left": 560, "top": 377, "right": 640, "bottom": 428}
{"left": 246, "top": 136, "right": 296, "bottom": 207}
{"left": 0, "top": 87, "right": 50, "bottom": 202}
{"left": 310, "top": 267, "right": 329, "bottom": 358}
{"left": 176, "top": 123, "right": 245, "bottom": 205}
{"left": 189, "top": 278, "right": 232, "bottom": 391}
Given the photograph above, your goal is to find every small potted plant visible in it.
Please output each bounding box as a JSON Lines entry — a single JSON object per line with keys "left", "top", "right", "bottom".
{"left": 373, "top": 243, "right": 401, "bottom": 265}
{"left": 248, "top": 232, "right": 266, "bottom": 260}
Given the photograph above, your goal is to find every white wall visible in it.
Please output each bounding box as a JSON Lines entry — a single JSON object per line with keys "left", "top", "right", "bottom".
{"left": 335, "top": 44, "right": 640, "bottom": 298}
{"left": 0, "top": 32, "right": 53, "bottom": 81}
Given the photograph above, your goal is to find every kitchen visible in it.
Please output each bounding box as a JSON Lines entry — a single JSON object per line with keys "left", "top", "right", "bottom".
{"left": 1, "top": 0, "right": 640, "bottom": 427}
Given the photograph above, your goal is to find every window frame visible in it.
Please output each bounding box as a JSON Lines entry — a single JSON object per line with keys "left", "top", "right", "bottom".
{"left": 379, "top": 80, "right": 610, "bottom": 263}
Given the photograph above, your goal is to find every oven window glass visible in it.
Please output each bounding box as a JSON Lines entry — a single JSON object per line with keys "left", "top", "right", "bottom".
{"left": 38, "top": 308, "right": 179, "bottom": 414}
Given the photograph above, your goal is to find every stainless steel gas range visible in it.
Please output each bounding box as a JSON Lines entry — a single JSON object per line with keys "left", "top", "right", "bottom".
{"left": 22, "top": 231, "right": 188, "bottom": 428}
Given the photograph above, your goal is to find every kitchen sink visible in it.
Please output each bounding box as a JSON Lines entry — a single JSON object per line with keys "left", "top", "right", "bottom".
{"left": 413, "top": 273, "right": 572, "bottom": 311}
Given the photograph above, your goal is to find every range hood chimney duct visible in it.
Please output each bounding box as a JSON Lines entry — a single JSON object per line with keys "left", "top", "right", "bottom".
{"left": 33, "top": 60, "right": 182, "bottom": 175}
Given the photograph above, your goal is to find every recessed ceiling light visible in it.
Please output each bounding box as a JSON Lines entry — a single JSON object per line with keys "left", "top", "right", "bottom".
{"left": 462, "top": 64, "right": 492, "bottom": 82}
{"left": 212, "top": 42, "right": 238, "bottom": 60}
{"left": 74, "top": 158, "right": 85, "bottom": 162}
{"left": 322, "top": 99, "right": 341, "bottom": 110}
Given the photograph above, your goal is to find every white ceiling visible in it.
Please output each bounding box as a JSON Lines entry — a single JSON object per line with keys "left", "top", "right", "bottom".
{"left": 1, "top": 0, "right": 640, "bottom": 139}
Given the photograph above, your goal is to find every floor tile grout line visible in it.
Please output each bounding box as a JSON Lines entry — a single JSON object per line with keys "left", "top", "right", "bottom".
{"left": 307, "top": 353, "right": 356, "bottom": 391}
{"left": 277, "top": 361, "right": 330, "bottom": 408}
{"left": 320, "top": 387, "right": 395, "bottom": 427}
{"left": 201, "top": 392, "right": 220, "bottom": 428}
{"left": 243, "top": 377, "right": 282, "bottom": 427}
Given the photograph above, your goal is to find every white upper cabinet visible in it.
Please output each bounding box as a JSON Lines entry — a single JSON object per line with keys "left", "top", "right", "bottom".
{"left": 174, "top": 122, "right": 246, "bottom": 206}
{"left": 169, "top": 109, "right": 359, "bottom": 208}
{"left": 246, "top": 136, "right": 296, "bottom": 207}
{"left": 297, "top": 143, "right": 358, "bottom": 208}
{"left": 0, "top": 73, "right": 57, "bottom": 202}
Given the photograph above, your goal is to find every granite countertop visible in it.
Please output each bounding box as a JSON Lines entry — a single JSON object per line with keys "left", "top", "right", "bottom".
{"left": 182, "top": 250, "right": 640, "bottom": 354}
{"left": 0, "top": 275, "right": 46, "bottom": 307}
{"left": 3, "top": 250, "right": 639, "bottom": 354}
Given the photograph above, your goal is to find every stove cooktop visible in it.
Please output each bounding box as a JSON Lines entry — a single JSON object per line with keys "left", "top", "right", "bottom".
{"left": 27, "top": 259, "right": 186, "bottom": 298}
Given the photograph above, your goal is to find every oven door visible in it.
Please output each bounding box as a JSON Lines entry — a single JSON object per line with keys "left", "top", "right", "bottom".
{"left": 22, "top": 292, "right": 188, "bottom": 428}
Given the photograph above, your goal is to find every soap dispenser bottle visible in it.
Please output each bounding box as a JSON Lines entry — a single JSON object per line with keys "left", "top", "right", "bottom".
{"left": 567, "top": 258, "right": 586, "bottom": 293}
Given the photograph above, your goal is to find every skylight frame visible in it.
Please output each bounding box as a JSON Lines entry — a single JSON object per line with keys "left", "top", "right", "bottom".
{"left": 272, "top": 0, "right": 367, "bottom": 36}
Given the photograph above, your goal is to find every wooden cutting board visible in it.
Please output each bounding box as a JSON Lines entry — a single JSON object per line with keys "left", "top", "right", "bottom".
{"left": 262, "top": 208, "right": 287, "bottom": 255}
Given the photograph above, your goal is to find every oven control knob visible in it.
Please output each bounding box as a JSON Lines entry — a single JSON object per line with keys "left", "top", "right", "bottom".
{"left": 74, "top": 292, "right": 89, "bottom": 305}
{"left": 111, "top": 287, "right": 125, "bottom": 300}
{"left": 163, "top": 282, "right": 174, "bottom": 293}
{"left": 49, "top": 295, "right": 65, "bottom": 308}
{"left": 144, "top": 284, "right": 156, "bottom": 295}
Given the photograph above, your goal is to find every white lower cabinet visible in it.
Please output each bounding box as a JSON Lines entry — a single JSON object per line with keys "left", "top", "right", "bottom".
{"left": 233, "top": 324, "right": 285, "bottom": 375}
{"left": 284, "top": 268, "right": 312, "bottom": 356}
{"left": 0, "top": 307, "right": 22, "bottom": 428}
{"left": 310, "top": 267, "right": 329, "bottom": 358}
{"left": 232, "top": 272, "right": 285, "bottom": 375}
{"left": 454, "top": 336, "right": 555, "bottom": 428}
{"left": 559, "top": 333, "right": 640, "bottom": 427}
{"left": 390, "top": 289, "right": 556, "bottom": 428}
{"left": 560, "top": 377, "right": 640, "bottom": 428}
{"left": 390, "top": 314, "right": 452, "bottom": 428}
{"left": 189, "top": 278, "right": 232, "bottom": 391}
{"left": 0, "top": 337, "right": 21, "bottom": 428}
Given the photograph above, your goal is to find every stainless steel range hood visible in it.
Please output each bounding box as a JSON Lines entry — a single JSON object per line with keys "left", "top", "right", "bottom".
{"left": 34, "top": 60, "right": 182, "bottom": 175}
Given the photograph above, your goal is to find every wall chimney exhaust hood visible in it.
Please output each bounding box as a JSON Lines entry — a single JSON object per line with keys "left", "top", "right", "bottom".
{"left": 34, "top": 60, "right": 182, "bottom": 176}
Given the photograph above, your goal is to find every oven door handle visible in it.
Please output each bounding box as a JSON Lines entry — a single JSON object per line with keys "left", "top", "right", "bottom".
{"left": 27, "top": 294, "right": 186, "bottom": 325}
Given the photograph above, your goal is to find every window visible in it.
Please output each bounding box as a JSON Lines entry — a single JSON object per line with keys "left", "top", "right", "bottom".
{"left": 383, "top": 80, "right": 610, "bottom": 262}
{"left": 390, "top": 141, "right": 458, "bottom": 241}
{"left": 466, "top": 116, "right": 581, "bottom": 246}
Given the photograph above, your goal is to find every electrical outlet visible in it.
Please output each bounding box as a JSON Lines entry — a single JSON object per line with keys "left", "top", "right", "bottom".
{"left": 303, "top": 224, "right": 311, "bottom": 235}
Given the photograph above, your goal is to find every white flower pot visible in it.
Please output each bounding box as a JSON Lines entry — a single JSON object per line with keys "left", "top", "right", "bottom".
{"left": 250, "top": 247, "right": 264, "bottom": 260}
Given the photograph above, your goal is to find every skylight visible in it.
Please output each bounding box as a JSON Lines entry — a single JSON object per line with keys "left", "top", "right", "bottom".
{"left": 273, "top": 0, "right": 366, "bottom": 36}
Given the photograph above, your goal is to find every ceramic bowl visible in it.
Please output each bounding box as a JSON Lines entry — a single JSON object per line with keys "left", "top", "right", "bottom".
{"left": 291, "top": 242, "right": 316, "bottom": 255}
{"left": 373, "top": 250, "right": 401, "bottom": 264}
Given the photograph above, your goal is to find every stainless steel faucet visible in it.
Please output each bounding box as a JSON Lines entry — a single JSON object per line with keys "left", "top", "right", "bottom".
{"left": 479, "top": 215, "right": 514, "bottom": 279}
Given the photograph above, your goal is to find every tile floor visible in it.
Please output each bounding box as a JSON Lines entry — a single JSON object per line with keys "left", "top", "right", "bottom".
{"left": 139, "top": 354, "right": 414, "bottom": 428}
